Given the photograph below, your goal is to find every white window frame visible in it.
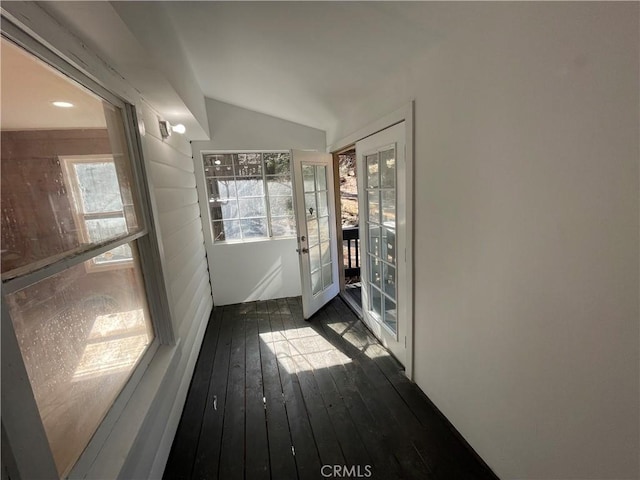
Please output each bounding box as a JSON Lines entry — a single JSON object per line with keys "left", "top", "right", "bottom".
{"left": 60, "top": 154, "right": 135, "bottom": 272}
{"left": 201, "top": 150, "right": 296, "bottom": 244}
{"left": 0, "top": 21, "right": 175, "bottom": 480}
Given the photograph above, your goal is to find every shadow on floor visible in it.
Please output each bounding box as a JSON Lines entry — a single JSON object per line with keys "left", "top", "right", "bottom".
{"left": 163, "top": 296, "right": 498, "bottom": 480}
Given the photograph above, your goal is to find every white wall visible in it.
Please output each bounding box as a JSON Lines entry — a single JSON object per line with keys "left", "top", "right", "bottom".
{"left": 192, "top": 98, "right": 326, "bottom": 305}
{"left": 331, "top": 3, "right": 639, "bottom": 479}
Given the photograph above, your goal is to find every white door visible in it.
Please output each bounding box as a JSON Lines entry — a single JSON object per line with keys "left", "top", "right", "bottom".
{"left": 356, "top": 123, "right": 407, "bottom": 364}
{"left": 292, "top": 150, "right": 340, "bottom": 319}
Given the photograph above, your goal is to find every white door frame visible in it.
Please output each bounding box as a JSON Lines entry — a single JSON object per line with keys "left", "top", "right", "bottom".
{"left": 328, "top": 101, "right": 414, "bottom": 380}
{"left": 291, "top": 150, "right": 340, "bottom": 319}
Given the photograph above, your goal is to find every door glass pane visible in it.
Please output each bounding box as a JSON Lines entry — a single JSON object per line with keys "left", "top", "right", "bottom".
{"left": 309, "top": 245, "right": 321, "bottom": 273}
{"left": 368, "top": 190, "right": 380, "bottom": 223}
{"left": 368, "top": 223, "right": 381, "bottom": 256}
{"left": 384, "top": 299, "right": 397, "bottom": 334}
{"left": 366, "top": 154, "right": 379, "bottom": 188}
{"left": 319, "top": 217, "right": 330, "bottom": 242}
{"left": 379, "top": 147, "right": 396, "bottom": 188}
{"left": 316, "top": 165, "right": 327, "bottom": 190}
{"left": 302, "top": 165, "right": 316, "bottom": 192}
{"left": 369, "top": 255, "right": 382, "bottom": 289}
{"left": 383, "top": 263, "right": 396, "bottom": 301}
{"left": 317, "top": 191, "right": 329, "bottom": 217}
{"left": 370, "top": 285, "right": 383, "bottom": 317}
{"left": 5, "top": 242, "right": 154, "bottom": 477}
{"left": 381, "top": 190, "right": 396, "bottom": 225}
{"left": 320, "top": 241, "right": 332, "bottom": 265}
{"left": 307, "top": 217, "right": 319, "bottom": 247}
{"left": 383, "top": 227, "right": 396, "bottom": 264}
{"left": 312, "top": 270, "right": 322, "bottom": 295}
{"left": 304, "top": 193, "right": 317, "bottom": 218}
{"left": 322, "top": 263, "right": 333, "bottom": 289}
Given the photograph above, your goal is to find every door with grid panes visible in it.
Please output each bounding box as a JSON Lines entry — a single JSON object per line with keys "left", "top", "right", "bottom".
{"left": 356, "top": 123, "right": 406, "bottom": 364}
{"left": 291, "top": 150, "right": 339, "bottom": 318}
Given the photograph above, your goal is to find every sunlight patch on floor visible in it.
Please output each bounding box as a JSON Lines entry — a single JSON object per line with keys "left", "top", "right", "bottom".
{"left": 260, "top": 326, "right": 352, "bottom": 374}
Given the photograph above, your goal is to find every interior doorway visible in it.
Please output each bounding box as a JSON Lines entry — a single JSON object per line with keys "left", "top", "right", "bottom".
{"left": 332, "top": 146, "right": 363, "bottom": 316}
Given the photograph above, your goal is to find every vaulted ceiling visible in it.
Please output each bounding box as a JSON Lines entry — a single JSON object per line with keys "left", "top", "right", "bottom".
{"left": 160, "top": 1, "right": 446, "bottom": 131}
{"left": 33, "top": 2, "right": 474, "bottom": 138}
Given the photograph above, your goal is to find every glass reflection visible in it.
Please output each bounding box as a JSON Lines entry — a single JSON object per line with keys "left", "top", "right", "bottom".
{"left": 5, "top": 243, "right": 153, "bottom": 476}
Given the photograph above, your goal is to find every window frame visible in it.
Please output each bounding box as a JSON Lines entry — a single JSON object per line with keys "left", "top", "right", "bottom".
{"left": 1, "top": 21, "right": 174, "bottom": 480}
{"left": 202, "top": 150, "right": 296, "bottom": 244}
{"left": 60, "top": 154, "right": 135, "bottom": 272}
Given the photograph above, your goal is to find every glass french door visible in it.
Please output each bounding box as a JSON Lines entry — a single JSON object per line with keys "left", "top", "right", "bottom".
{"left": 291, "top": 150, "right": 339, "bottom": 319}
{"left": 357, "top": 123, "right": 406, "bottom": 364}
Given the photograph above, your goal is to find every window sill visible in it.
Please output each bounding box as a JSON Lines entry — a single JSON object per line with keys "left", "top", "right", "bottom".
{"left": 213, "top": 236, "right": 296, "bottom": 246}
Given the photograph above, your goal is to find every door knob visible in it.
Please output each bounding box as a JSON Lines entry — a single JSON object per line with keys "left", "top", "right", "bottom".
{"left": 296, "top": 247, "right": 309, "bottom": 254}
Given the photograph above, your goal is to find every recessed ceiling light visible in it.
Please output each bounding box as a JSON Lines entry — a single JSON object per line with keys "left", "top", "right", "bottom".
{"left": 52, "top": 101, "right": 74, "bottom": 108}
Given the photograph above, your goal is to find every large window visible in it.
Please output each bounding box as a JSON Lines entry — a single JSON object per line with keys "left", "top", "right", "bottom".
{"left": 1, "top": 37, "right": 159, "bottom": 478}
{"left": 203, "top": 152, "right": 296, "bottom": 242}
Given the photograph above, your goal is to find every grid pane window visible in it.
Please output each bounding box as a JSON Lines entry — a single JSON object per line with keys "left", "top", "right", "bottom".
{"left": 204, "top": 152, "right": 295, "bottom": 241}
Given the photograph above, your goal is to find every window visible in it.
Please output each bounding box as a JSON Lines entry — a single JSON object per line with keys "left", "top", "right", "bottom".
{"left": 1, "top": 37, "right": 161, "bottom": 478}
{"left": 203, "top": 152, "right": 296, "bottom": 242}
{"left": 61, "top": 155, "right": 133, "bottom": 268}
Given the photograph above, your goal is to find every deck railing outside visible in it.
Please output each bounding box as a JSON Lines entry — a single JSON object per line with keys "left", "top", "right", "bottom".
{"left": 343, "top": 226, "right": 360, "bottom": 280}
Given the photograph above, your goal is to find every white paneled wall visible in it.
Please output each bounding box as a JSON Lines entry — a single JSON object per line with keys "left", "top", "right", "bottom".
{"left": 118, "top": 102, "right": 213, "bottom": 478}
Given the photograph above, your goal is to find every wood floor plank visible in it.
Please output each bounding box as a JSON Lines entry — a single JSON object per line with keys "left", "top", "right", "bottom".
{"left": 269, "top": 312, "right": 322, "bottom": 480}
{"left": 286, "top": 298, "right": 347, "bottom": 468}
{"left": 284, "top": 303, "right": 373, "bottom": 470}
{"left": 259, "top": 304, "right": 298, "bottom": 480}
{"left": 245, "top": 305, "right": 270, "bottom": 480}
{"left": 163, "top": 308, "right": 222, "bottom": 480}
{"left": 218, "top": 306, "right": 247, "bottom": 480}
{"left": 192, "top": 306, "right": 234, "bottom": 479}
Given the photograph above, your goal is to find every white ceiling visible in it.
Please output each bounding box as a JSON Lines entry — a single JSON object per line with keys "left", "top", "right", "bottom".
{"left": 162, "top": 1, "right": 449, "bottom": 132}
{"left": 1, "top": 37, "right": 106, "bottom": 130}
{"left": 5, "top": 2, "right": 475, "bottom": 135}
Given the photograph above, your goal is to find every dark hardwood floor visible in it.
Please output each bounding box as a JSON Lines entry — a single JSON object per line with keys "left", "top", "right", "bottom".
{"left": 163, "top": 296, "right": 498, "bottom": 480}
